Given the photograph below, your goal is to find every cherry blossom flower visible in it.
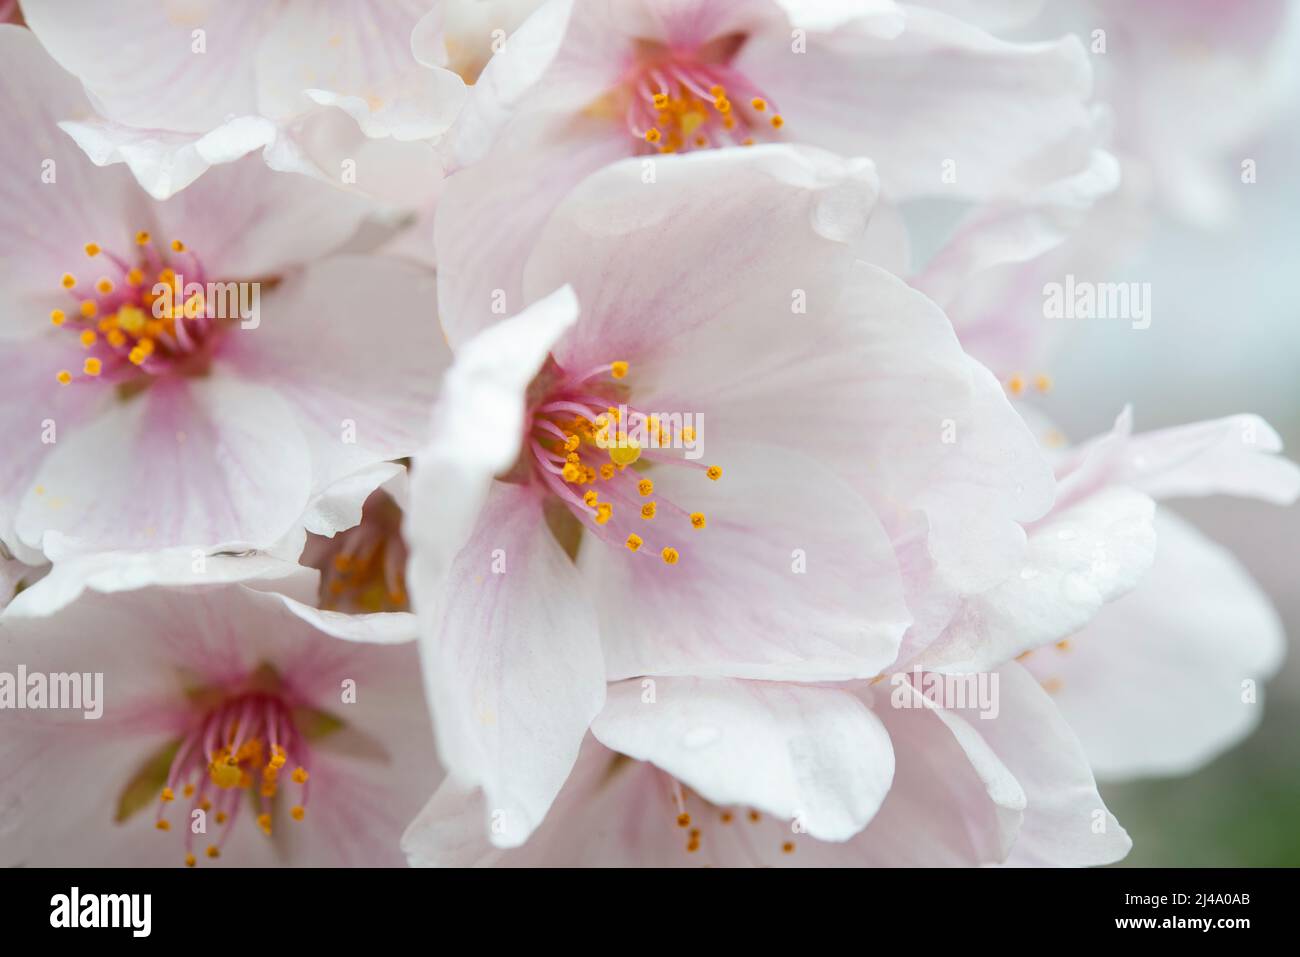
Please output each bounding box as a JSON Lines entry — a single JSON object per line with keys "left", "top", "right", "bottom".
{"left": 405, "top": 145, "right": 1054, "bottom": 847}
{"left": 0, "top": 577, "right": 437, "bottom": 866}
{"left": 0, "top": 27, "right": 450, "bottom": 576}
{"left": 19, "top": 0, "right": 468, "bottom": 201}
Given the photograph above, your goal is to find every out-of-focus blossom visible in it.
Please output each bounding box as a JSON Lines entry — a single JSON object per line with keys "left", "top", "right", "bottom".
{"left": 19, "top": 0, "right": 467, "bottom": 201}
{"left": 0, "top": 577, "right": 437, "bottom": 866}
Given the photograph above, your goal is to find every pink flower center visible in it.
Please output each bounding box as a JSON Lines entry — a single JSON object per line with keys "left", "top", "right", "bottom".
{"left": 49, "top": 232, "right": 223, "bottom": 386}
{"left": 526, "top": 360, "right": 720, "bottom": 567}
{"left": 150, "top": 685, "right": 314, "bottom": 867}
{"left": 617, "top": 41, "right": 785, "bottom": 154}
{"left": 303, "top": 488, "right": 409, "bottom": 612}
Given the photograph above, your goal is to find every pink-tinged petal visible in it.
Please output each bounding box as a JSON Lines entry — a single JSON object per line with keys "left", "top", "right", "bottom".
{"left": 866, "top": 666, "right": 1127, "bottom": 866}
{"left": 217, "top": 255, "right": 448, "bottom": 510}
{"left": 1060, "top": 409, "right": 1300, "bottom": 508}
{"left": 908, "top": 0, "right": 1043, "bottom": 32}
{"left": 792, "top": 262, "right": 1055, "bottom": 594}
{"left": 435, "top": 116, "right": 627, "bottom": 347}
{"left": 59, "top": 115, "right": 279, "bottom": 201}
{"left": 297, "top": 461, "right": 406, "bottom": 541}
{"left": 419, "top": 482, "right": 605, "bottom": 847}
{"left": 21, "top": 1, "right": 263, "bottom": 133}
{"left": 592, "top": 677, "right": 894, "bottom": 841}
{"left": 2, "top": 548, "right": 313, "bottom": 621}
{"left": 449, "top": 0, "right": 632, "bottom": 166}
{"left": 0, "top": 333, "right": 107, "bottom": 560}
{"left": 1023, "top": 510, "right": 1285, "bottom": 781}
{"left": 270, "top": 593, "right": 418, "bottom": 646}
{"left": 588, "top": 443, "right": 909, "bottom": 681}
{"left": 150, "top": 156, "right": 371, "bottom": 279}
{"left": 0, "top": 26, "right": 146, "bottom": 333}
{"left": 859, "top": 680, "right": 1024, "bottom": 865}
{"left": 412, "top": 0, "right": 550, "bottom": 84}
{"left": 1118, "top": 415, "right": 1300, "bottom": 505}
{"left": 403, "top": 732, "right": 617, "bottom": 867}
{"left": 257, "top": 0, "right": 466, "bottom": 138}
{"left": 264, "top": 105, "right": 448, "bottom": 207}
{"left": 15, "top": 377, "right": 313, "bottom": 557}
{"left": 735, "top": 5, "right": 1095, "bottom": 200}
{"left": 405, "top": 287, "right": 594, "bottom": 847}
{"left": 972, "top": 664, "right": 1131, "bottom": 866}
{"left": 522, "top": 145, "right": 880, "bottom": 368}
{"left": 773, "top": 0, "right": 904, "bottom": 33}
{"left": 911, "top": 486, "right": 1156, "bottom": 673}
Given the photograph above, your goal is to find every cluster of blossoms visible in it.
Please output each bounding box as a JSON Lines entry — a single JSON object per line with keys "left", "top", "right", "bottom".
{"left": 0, "top": 0, "right": 1295, "bottom": 868}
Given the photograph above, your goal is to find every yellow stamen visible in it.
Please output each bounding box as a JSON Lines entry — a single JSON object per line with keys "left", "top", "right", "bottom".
{"left": 661, "top": 547, "right": 679, "bottom": 565}
{"left": 84, "top": 242, "right": 101, "bottom": 257}
{"left": 291, "top": 806, "right": 305, "bottom": 821}
{"left": 645, "top": 128, "right": 661, "bottom": 144}
{"left": 641, "top": 502, "right": 657, "bottom": 520}
{"left": 79, "top": 300, "right": 97, "bottom": 319}
{"left": 637, "top": 479, "right": 654, "bottom": 497}
{"left": 751, "top": 98, "right": 767, "bottom": 111}
{"left": 770, "top": 114, "right": 784, "bottom": 129}
{"left": 257, "top": 813, "right": 273, "bottom": 835}
{"left": 171, "top": 239, "right": 186, "bottom": 252}
{"left": 291, "top": 767, "right": 309, "bottom": 784}
{"left": 185, "top": 854, "right": 196, "bottom": 868}
{"left": 625, "top": 534, "right": 643, "bottom": 552}
{"left": 608, "top": 439, "right": 641, "bottom": 468}
{"left": 155, "top": 819, "right": 171, "bottom": 831}
{"left": 50, "top": 309, "right": 65, "bottom": 326}
{"left": 61, "top": 273, "right": 76, "bottom": 289}
{"left": 1007, "top": 375, "right": 1025, "bottom": 396}
{"left": 126, "top": 267, "right": 144, "bottom": 286}
{"left": 610, "top": 360, "right": 629, "bottom": 379}
{"left": 83, "top": 358, "right": 102, "bottom": 376}
{"left": 135, "top": 231, "right": 151, "bottom": 245}
{"left": 117, "top": 305, "right": 147, "bottom": 334}
{"left": 1035, "top": 374, "right": 1053, "bottom": 393}
{"left": 595, "top": 502, "right": 613, "bottom": 525}
{"left": 206, "top": 845, "right": 220, "bottom": 859}
{"left": 96, "top": 278, "right": 114, "bottom": 295}
{"left": 706, "top": 466, "right": 722, "bottom": 481}
{"left": 161, "top": 787, "right": 175, "bottom": 803}
{"left": 583, "top": 490, "right": 599, "bottom": 507}
{"left": 690, "top": 512, "right": 706, "bottom": 529}
{"left": 56, "top": 370, "right": 72, "bottom": 385}
{"left": 79, "top": 329, "right": 97, "bottom": 348}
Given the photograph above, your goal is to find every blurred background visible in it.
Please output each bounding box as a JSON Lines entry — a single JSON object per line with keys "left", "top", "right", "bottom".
{"left": 1025, "top": 1, "right": 1300, "bottom": 866}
